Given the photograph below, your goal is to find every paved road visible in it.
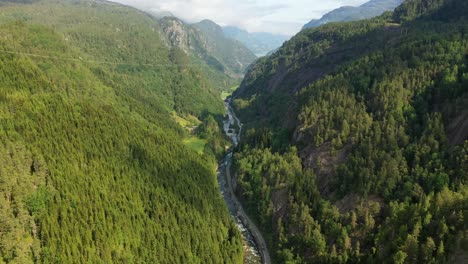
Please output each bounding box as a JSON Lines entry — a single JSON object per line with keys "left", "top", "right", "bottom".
{"left": 224, "top": 101, "right": 271, "bottom": 264}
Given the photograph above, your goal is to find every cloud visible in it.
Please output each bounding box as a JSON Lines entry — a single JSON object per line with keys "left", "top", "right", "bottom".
{"left": 113, "top": 0, "right": 369, "bottom": 36}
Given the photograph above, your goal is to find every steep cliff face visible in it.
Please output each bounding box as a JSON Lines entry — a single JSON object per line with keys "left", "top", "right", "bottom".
{"left": 159, "top": 18, "right": 208, "bottom": 57}
{"left": 161, "top": 17, "right": 193, "bottom": 52}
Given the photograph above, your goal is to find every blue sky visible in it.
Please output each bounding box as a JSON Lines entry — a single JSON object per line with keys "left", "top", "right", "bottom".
{"left": 114, "top": 0, "right": 369, "bottom": 36}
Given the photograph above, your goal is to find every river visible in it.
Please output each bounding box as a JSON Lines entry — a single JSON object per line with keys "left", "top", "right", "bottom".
{"left": 217, "top": 99, "right": 271, "bottom": 264}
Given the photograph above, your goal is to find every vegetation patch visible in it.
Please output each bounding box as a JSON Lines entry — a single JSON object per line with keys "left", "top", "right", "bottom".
{"left": 183, "top": 137, "right": 208, "bottom": 154}
{"left": 221, "top": 85, "right": 239, "bottom": 100}
{"left": 171, "top": 111, "right": 201, "bottom": 131}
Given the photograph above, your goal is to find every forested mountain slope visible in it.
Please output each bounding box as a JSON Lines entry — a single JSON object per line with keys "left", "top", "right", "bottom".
{"left": 232, "top": 0, "right": 468, "bottom": 262}
{"left": 0, "top": 0, "right": 243, "bottom": 263}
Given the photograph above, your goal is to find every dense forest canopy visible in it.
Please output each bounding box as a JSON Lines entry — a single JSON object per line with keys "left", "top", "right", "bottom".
{"left": 232, "top": 0, "right": 467, "bottom": 262}
{"left": 0, "top": 0, "right": 244, "bottom": 263}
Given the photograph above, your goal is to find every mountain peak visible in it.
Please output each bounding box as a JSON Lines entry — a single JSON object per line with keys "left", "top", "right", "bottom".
{"left": 198, "top": 19, "right": 218, "bottom": 25}
{"left": 197, "top": 19, "right": 221, "bottom": 29}
{"left": 194, "top": 19, "right": 224, "bottom": 36}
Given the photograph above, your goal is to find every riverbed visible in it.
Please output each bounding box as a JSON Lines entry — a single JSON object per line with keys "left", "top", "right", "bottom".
{"left": 217, "top": 99, "right": 262, "bottom": 264}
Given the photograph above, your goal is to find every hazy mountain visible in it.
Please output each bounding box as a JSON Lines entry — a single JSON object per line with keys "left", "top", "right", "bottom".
{"left": 222, "top": 26, "right": 289, "bottom": 57}
{"left": 193, "top": 20, "right": 257, "bottom": 76}
{"left": 303, "top": 0, "right": 404, "bottom": 29}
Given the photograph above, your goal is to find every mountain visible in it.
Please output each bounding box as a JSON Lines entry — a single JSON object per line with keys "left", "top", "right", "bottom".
{"left": 193, "top": 20, "right": 257, "bottom": 77}
{"left": 303, "top": 0, "right": 404, "bottom": 29}
{"left": 232, "top": 0, "right": 468, "bottom": 262}
{"left": 159, "top": 17, "right": 256, "bottom": 91}
{"left": 222, "top": 26, "right": 289, "bottom": 57}
{"left": 0, "top": 0, "right": 244, "bottom": 262}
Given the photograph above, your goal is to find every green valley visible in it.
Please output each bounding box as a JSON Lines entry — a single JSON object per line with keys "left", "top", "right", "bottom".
{"left": 1, "top": 0, "right": 467, "bottom": 263}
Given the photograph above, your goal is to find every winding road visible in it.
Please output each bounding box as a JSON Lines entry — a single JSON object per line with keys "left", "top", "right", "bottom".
{"left": 220, "top": 99, "right": 271, "bottom": 264}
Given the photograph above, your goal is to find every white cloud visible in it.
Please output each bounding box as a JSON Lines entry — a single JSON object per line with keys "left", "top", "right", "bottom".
{"left": 113, "top": 0, "right": 369, "bottom": 35}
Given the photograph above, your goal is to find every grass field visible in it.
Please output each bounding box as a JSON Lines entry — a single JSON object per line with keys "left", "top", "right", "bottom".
{"left": 183, "top": 137, "right": 207, "bottom": 154}
{"left": 172, "top": 113, "right": 206, "bottom": 154}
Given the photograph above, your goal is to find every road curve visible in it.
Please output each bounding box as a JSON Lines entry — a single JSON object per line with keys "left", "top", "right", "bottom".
{"left": 224, "top": 100, "right": 271, "bottom": 264}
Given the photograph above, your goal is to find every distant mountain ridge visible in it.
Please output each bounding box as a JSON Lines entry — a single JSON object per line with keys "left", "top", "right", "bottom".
{"left": 303, "top": 0, "right": 404, "bottom": 29}
{"left": 222, "top": 26, "right": 289, "bottom": 57}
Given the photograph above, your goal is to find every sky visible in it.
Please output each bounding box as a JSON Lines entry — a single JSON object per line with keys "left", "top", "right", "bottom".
{"left": 113, "top": 0, "right": 369, "bottom": 36}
